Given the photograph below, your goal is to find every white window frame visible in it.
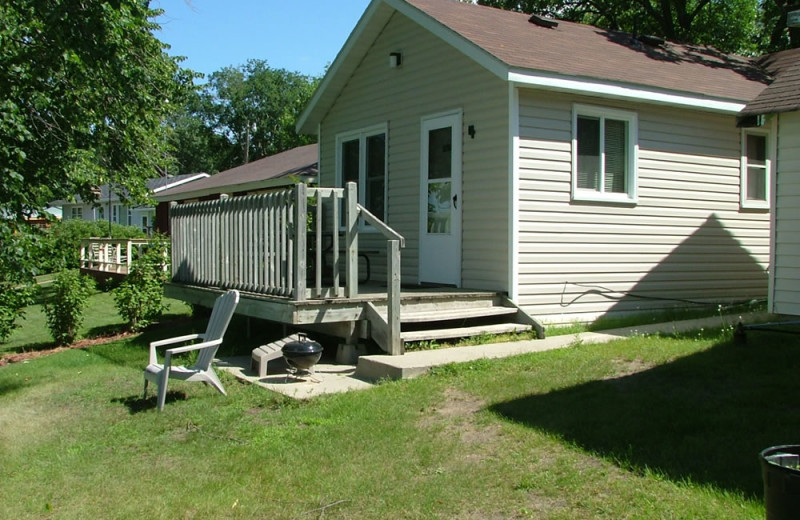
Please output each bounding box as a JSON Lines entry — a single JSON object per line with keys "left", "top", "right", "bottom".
{"left": 740, "top": 123, "right": 774, "bottom": 210}
{"left": 335, "top": 123, "right": 388, "bottom": 229}
{"left": 571, "top": 104, "right": 638, "bottom": 204}
{"left": 70, "top": 207, "right": 83, "bottom": 220}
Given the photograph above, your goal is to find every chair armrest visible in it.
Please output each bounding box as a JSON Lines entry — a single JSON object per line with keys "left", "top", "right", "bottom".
{"left": 162, "top": 338, "right": 224, "bottom": 372}
{"left": 149, "top": 333, "right": 205, "bottom": 365}
{"left": 165, "top": 338, "right": 223, "bottom": 356}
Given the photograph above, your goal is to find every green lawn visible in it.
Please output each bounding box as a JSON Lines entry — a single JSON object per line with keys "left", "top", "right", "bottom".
{"left": 1, "top": 316, "right": 793, "bottom": 519}
{"left": 1, "top": 290, "right": 192, "bottom": 356}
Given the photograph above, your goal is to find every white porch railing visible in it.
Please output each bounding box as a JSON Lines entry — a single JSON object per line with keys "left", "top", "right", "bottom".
{"left": 80, "top": 238, "right": 153, "bottom": 274}
{"left": 169, "top": 182, "right": 406, "bottom": 354}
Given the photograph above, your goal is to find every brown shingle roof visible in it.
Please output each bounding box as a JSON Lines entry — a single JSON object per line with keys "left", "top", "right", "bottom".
{"left": 155, "top": 144, "right": 318, "bottom": 202}
{"left": 741, "top": 48, "right": 800, "bottom": 115}
{"left": 404, "top": 0, "right": 767, "bottom": 102}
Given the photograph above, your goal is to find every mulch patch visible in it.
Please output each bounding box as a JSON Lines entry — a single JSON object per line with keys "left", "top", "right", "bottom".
{"left": 0, "top": 331, "right": 135, "bottom": 367}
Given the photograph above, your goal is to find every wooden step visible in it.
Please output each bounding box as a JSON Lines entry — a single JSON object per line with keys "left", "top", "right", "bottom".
{"left": 401, "top": 306, "right": 518, "bottom": 323}
{"left": 401, "top": 323, "right": 532, "bottom": 343}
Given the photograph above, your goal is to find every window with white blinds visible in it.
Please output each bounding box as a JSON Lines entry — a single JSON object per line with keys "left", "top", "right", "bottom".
{"left": 572, "top": 105, "right": 637, "bottom": 203}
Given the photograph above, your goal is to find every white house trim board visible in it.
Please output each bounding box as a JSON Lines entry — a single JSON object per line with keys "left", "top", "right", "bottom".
{"left": 509, "top": 84, "right": 520, "bottom": 301}
{"left": 509, "top": 72, "right": 747, "bottom": 114}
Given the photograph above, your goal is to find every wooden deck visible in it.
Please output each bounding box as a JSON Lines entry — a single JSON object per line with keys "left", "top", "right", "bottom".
{"left": 164, "top": 183, "right": 544, "bottom": 356}
{"left": 165, "top": 281, "right": 544, "bottom": 353}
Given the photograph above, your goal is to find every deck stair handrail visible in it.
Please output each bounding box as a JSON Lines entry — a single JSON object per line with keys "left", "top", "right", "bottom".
{"left": 80, "top": 238, "right": 152, "bottom": 274}
{"left": 170, "top": 182, "right": 405, "bottom": 354}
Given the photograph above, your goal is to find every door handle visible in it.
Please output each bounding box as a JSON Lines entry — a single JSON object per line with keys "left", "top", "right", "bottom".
{"left": 452, "top": 194, "right": 458, "bottom": 209}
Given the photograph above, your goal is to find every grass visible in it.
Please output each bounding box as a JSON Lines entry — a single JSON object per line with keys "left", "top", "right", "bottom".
{"left": 1, "top": 289, "right": 192, "bottom": 357}
{"left": 1, "top": 314, "right": 793, "bottom": 519}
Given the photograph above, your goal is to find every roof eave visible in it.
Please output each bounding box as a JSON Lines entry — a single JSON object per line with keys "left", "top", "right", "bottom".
{"left": 509, "top": 69, "right": 748, "bottom": 114}
{"left": 153, "top": 175, "right": 317, "bottom": 203}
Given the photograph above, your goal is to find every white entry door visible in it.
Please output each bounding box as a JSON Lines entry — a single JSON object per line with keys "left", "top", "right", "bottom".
{"left": 419, "top": 111, "right": 462, "bottom": 286}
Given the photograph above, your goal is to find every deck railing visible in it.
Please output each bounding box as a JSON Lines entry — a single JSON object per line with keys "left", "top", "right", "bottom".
{"left": 80, "top": 238, "right": 153, "bottom": 274}
{"left": 170, "top": 182, "right": 405, "bottom": 353}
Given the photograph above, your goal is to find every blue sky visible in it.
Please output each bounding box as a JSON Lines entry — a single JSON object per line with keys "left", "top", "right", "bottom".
{"left": 153, "top": 0, "right": 372, "bottom": 80}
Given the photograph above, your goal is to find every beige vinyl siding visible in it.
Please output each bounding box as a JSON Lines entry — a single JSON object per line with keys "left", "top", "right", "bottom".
{"left": 517, "top": 90, "right": 769, "bottom": 323}
{"left": 319, "top": 12, "right": 510, "bottom": 289}
{"left": 771, "top": 112, "right": 800, "bottom": 315}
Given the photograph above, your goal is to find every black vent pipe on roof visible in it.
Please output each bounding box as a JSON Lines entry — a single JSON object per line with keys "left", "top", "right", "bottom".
{"left": 528, "top": 14, "right": 558, "bottom": 28}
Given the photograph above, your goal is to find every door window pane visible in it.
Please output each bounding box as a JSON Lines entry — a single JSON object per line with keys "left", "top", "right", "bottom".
{"left": 428, "top": 127, "right": 452, "bottom": 180}
{"left": 341, "top": 139, "right": 360, "bottom": 185}
{"left": 427, "top": 181, "right": 451, "bottom": 234}
{"left": 365, "top": 134, "right": 385, "bottom": 217}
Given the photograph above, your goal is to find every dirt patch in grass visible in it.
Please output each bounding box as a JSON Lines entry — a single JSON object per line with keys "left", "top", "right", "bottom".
{"left": 420, "top": 387, "right": 503, "bottom": 452}
{"left": 0, "top": 332, "right": 134, "bottom": 367}
{"left": 604, "top": 358, "right": 655, "bottom": 379}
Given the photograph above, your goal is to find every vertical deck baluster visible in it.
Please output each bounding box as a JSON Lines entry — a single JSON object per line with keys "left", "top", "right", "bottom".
{"left": 315, "top": 189, "right": 323, "bottom": 297}
{"left": 332, "top": 190, "right": 341, "bottom": 296}
{"left": 294, "top": 183, "right": 307, "bottom": 301}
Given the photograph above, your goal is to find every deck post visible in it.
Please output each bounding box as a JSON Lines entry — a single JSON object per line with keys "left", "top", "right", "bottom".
{"left": 345, "top": 182, "right": 358, "bottom": 298}
{"left": 126, "top": 241, "right": 133, "bottom": 274}
{"left": 387, "top": 239, "right": 403, "bottom": 355}
{"left": 294, "top": 183, "right": 307, "bottom": 301}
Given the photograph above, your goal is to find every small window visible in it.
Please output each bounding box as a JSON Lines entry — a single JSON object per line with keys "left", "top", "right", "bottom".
{"left": 71, "top": 207, "right": 83, "bottom": 220}
{"left": 741, "top": 130, "right": 770, "bottom": 209}
{"left": 336, "top": 124, "right": 387, "bottom": 223}
{"left": 572, "top": 105, "right": 637, "bottom": 203}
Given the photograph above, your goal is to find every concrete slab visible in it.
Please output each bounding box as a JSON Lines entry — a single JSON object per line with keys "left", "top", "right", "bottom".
{"left": 216, "top": 356, "right": 373, "bottom": 400}
{"left": 218, "top": 312, "right": 769, "bottom": 398}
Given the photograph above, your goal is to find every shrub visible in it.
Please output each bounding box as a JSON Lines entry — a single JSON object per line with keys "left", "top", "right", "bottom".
{"left": 0, "top": 286, "right": 34, "bottom": 342}
{"left": 113, "top": 235, "right": 169, "bottom": 332}
{"left": 44, "top": 269, "right": 95, "bottom": 346}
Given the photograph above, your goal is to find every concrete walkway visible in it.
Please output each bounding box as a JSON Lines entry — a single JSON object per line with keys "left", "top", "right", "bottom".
{"left": 217, "top": 312, "right": 766, "bottom": 399}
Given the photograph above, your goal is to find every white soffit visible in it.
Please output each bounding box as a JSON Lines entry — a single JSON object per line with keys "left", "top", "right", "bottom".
{"left": 509, "top": 70, "right": 747, "bottom": 114}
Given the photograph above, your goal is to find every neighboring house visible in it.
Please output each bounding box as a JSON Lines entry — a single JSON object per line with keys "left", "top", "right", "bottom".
{"left": 740, "top": 48, "right": 800, "bottom": 316}
{"left": 296, "top": 0, "right": 775, "bottom": 324}
{"left": 153, "top": 143, "right": 318, "bottom": 232}
{"left": 56, "top": 173, "right": 208, "bottom": 235}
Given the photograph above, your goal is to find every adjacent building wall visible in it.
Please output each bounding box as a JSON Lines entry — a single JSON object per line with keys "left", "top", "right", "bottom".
{"left": 771, "top": 111, "right": 800, "bottom": 315}
{"left": 516, "top": 89, "right": 770, "bottom": 323}
{"left": 318, "top": 11, "right": 510, "bottom": 290}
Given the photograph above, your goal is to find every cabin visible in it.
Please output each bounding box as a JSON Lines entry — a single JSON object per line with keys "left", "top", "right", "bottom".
{"left": 740, "top": 48, "right": 800, "bottom": 316}
{"left": 166, "top": 0, "right": 777, "bottom": 357}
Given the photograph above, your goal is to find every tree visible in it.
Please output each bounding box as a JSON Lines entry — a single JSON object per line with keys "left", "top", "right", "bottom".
{"left": 166, "top": 89, "right": 236, "bottom": 175}
{"left": 477, "top": 0, "right": 798, "bottom": 54}
{"left": 0, "top": 0, "right": 192, "bottom": 337}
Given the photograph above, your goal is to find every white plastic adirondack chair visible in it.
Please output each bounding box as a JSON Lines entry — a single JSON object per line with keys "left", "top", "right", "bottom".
{"left": 143, "top": 290, "right": 240, "bottom": 411}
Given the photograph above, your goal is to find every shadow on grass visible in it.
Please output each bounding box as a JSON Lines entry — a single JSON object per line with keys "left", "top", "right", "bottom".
{"left": 112, "top": 391, "right": 188, "bottom": 414}
{"left": 490, "top": 334, "right": 800, "bottom": 499}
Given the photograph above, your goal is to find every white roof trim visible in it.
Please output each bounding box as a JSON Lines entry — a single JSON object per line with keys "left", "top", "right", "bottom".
{"left": 152, "top": 173, "right": 210, "bottom": 193}
{"left": 509, "top": 70, "right": 747, "bottom": 113}
{"left": 153, "top": 175, "right": 317, "bottom": 203}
